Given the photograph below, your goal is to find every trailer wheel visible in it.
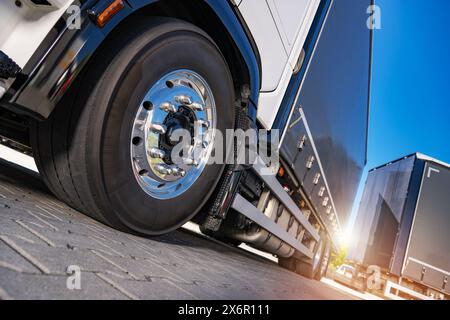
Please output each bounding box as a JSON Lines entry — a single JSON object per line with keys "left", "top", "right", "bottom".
{"left": 278, "top": 256, "right": 296, "bottom": 272}
{"left": 314, "top": 238, "right": 331, "bottom": 280}
{"left": 278, "top": 256, "right": 319, "bottom": 279}
{"left": 30, "top": 18, "right": 235, "bottom": 235}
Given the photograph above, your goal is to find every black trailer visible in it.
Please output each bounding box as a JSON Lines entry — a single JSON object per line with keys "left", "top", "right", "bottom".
{"left": 350, "top": 153, "right": 450, "bottom": 298}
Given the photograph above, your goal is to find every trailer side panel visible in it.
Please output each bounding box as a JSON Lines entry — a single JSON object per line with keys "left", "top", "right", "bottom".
{"left": 280, "top": 0, "right": 372, "bottom": 227}
{"left": 403, "top": 162, "right": 450, "bottom": 294}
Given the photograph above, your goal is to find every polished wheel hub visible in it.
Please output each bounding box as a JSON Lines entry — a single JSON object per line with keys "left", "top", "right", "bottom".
{"left": 131, "top": 70, "right": 216, "bottom": 200}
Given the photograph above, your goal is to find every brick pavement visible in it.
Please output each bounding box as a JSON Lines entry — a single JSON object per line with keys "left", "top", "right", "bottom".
{"left": 0, "top": 158, "right": 353, "bottom": 300}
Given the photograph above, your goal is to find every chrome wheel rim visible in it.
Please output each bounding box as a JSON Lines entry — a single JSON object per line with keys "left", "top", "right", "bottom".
{"left": 130, "top": 70, "right": 216, "bottom": 200}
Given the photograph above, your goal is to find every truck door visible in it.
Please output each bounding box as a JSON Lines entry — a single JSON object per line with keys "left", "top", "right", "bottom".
{"left": 238, "top": 0, "right": 317, "bottom": 92}
{"left": 238, "top": 0, "right": 320, "bottom": 128}
{"left": 266, "top": 0, "right": 316, "bottom": 58}
{"left": 238, "top": 0, "right": 287, "bottom": 92}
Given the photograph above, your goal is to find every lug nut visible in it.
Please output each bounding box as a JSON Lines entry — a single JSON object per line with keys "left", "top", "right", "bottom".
{"left": 160, "top": 102, "right": 177, "bottom": 113}
{"left": 171, "top": 166, "right": 186, "bottom": 177}
{"left": 149, "top": 148, "right": 166, "bottom": 159}
{"left": 150, "top": 123, "right": 167, "bottom": 135}
{"left": 197, "top": 120, "right": 210, "bottom": 129}
{"left": 154, "top": 163, "right": 172, "bottom": 175}
{"left": 183, "top": 158, "right": 199, "bottom": 166}
{"left": 154, "top": 163, "right": 186, "bottom": 177}
{"left": 189, "top": 102, "right": 204, "bottom": 112}
{"left": 175, "top": 95, "right": 192, "bottom": 105}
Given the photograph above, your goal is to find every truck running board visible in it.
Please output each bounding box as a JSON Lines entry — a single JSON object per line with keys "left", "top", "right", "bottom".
{"left": 252, "top": 157, "right": 320, "bottom": 242}
{"left": 232, "top": 194, "right": 315, "bottom": 259}
{"left": 230, "top": 156, "right": 320, "bottom": 259}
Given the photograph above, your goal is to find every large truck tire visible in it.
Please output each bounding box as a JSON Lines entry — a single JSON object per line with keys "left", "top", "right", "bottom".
{"left": 278, "top": 256, "right": 317, "bottom": 279}
{"left": 30, "top": 18, "right": 235, "bottom": 235}
{"left": 278, "top": 233, "right": 327, "bottom": 280}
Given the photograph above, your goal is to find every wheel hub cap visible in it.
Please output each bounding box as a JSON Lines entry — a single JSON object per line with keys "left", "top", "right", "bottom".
{"left": 130, "top": 70, "right": 216, "bottom": 200}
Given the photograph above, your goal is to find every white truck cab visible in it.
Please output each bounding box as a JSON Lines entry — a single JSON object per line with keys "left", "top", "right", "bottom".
{"left": 0, "top": 0, "right": 319, "bottom": 130}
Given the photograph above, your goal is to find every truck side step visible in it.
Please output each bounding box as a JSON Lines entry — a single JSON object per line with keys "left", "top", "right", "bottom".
{"left": 228, "top": 155, "right": 321, "bottom": 259}
{"left": 252, "top": 157, "right": 320, "bottom": 242}
{"left": 0, "top": 51, "right": 21, "bottom": 80}
{"left": 231, "top": 194, "right": 314, "bottom": 259}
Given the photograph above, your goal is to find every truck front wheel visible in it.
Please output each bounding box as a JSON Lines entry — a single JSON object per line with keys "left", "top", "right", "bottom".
{"left": 31, "top": 18, "right": 235, "bottom": 235}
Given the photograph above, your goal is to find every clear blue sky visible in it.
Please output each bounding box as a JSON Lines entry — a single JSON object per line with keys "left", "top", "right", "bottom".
{"left": 347, "top": 0, "right": 450, "bottom": 232}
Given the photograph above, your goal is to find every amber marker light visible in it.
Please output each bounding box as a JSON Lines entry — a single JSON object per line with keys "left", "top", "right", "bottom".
{"left": 96, "top": 0, "right": 125, "bottom": 28}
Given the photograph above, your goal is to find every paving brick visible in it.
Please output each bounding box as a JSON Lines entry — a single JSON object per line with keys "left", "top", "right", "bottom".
{"left": 0, "top": 267, "right": 127, "bottom": 300}
{"left": 0, "top": 237, "right": 132, "bottom": 278}
{"left": 97, "top": 274, "right": 199, "bottom": 300}
{"left": 0, "top": 240, "right": 42, "bottom": 274}
{"left": 0, "top": 158, "right": 355, "bottom": 300}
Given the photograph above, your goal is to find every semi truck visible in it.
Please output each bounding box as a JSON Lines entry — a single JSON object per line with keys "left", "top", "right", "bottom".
{"left": 349, "top": 154, "right": 450, "bottom": 300}
{"left": 0, "top": 0, "right": 372, "bottom": 280}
